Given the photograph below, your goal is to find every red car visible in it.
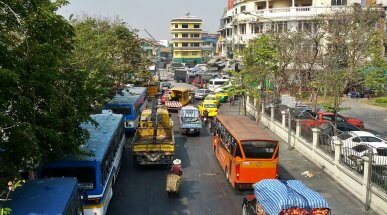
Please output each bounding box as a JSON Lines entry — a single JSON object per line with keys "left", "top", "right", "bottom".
{"left": 301, "top": 111, "right": 364, "bottom": 128}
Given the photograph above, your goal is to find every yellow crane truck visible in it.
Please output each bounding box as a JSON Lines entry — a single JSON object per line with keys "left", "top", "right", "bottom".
{"left": 132, "top": 103, "right": 175, "bottom": 165}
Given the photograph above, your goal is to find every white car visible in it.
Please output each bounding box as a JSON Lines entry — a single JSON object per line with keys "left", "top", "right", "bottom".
{"left": 341, "top": 142, "right": 387, "bottom": 171}
{"left": 331, "top": 131, "right": 387, "bottom": 151}
{"left": 194, "top": 89, "right": 210, "bottom": 100}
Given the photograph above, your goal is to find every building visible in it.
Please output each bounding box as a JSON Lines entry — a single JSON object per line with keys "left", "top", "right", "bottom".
{"left": 202, "top": 32, "right": 220, "bottom": 62}
{"left": 218, "top": 0, "right": 387, "bottom": 59}
{"left": 170, "top": 15, "right": 203, "bottom": 65}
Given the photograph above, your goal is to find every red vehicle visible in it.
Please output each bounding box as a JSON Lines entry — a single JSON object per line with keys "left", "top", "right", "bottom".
{"left": 301, "top": 112, "right": 364, "bottom": 128}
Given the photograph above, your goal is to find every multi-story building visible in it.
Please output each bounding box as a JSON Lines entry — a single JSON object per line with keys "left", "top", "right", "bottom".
{"left": 218, "top": 0, "right": 387, "bottom": 59}
{"left": 170, "top": 15, "right": 203, "bottom": 65}
{"left": 202, "top": 32, "right": 219, "bottom": 62}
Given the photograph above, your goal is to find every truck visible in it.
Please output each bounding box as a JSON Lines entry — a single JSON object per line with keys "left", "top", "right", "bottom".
{"left": 164, "top": 88, "right": 190, "bottom": 111}
{"left": 174, "top": 69, "right": 188, "bottom": 82}
{"left": 179, "top": 106, "right": 202, "bottom": 135}
{"left": 132, "top": 103, "right": 175, "bottom": 165}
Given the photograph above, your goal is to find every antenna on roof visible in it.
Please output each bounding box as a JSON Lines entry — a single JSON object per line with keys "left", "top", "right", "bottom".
{"left": 186, "top": 12, "right": 190, "bottom": 17}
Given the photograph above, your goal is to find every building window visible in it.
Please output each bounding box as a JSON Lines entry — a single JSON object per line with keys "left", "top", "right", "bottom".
{"left": 298, "top": 21, "right": 313, "bottom": 32}
{"left": 194, "top": 24, "right": 200, "bottom": 29}
{"left": 182, "top": 33, "right": 188, "bottom": 38}
{"left": 191, "top": 33, "right": 200, "bottom": 38}
{"left": 182, "top": 52, "right": 188, "bottom": 56}
{"left": 240, "top": 24, "right": 246, "bottom": 35}
{"left": 252, "top": 23, "right": 263, "bottom": 34}
{"left": 191, "top": 42, "right": 200, "bottom": 47}
{"left": 174, "top": 43, "right": 179, "bottom": 47}
{"left": 182, "top": 43, "right": 189, "bottom": 47}
{"left": 271, "top": 22, "right": 288, "bottom": 33}
{"left": 235, "top": 8, "right": 238, "bottom": 14}
{"left": 241, "top": 6, "right": 246, "bottom": 12}
{"left": 175, "top": 24, "right": 178, "bottom": 28}
{"left": 331, "top": 0, "right": 347, "bottom": 5}
{"left": 182, "top": 24, "right": 188, "bottom": 28}
{"left": 175, "top": 34, "right": 178, "bottom": 38}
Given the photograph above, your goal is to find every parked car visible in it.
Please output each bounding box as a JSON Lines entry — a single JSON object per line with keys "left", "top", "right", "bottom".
{"left": 341, "top": 143, "right": 387, "bottom": 172}
{"left": 301, "top": 111, "right": 364, "bottom": 129}
{"left": 194, "top": 89, "right": 210, "bottom": 100}
{"left": 331, "top": 131, "right": 387, "bottom": 151}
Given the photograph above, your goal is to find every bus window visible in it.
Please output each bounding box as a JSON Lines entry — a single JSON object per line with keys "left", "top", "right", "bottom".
{"left": 41, "top": 166, "right": 96, "bottom": 190}
{"left": 110, "top": 107, "right": 132, "bottom": 115}
{"left": 234, "top": 144, "right": 243, "bottom": 158}
{"left": 241, "top": 141, "right": 277, "bottom": 159}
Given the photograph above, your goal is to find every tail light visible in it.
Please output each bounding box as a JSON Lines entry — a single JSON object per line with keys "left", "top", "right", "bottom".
{"left": 235, "top": 164, "right": 240, "bottom": 181}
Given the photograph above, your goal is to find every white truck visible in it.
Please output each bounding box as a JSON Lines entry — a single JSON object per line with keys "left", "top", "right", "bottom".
{"left": 159, "top": 69, "right": 168, "bottom": 81}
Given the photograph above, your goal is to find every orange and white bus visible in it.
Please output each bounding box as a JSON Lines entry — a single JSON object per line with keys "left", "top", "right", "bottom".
{"left": 211, "top": 115, "right": 279, "bottom": 189}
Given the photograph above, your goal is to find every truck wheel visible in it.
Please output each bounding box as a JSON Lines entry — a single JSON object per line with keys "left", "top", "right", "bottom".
{"left": 242, "top": 204, "right": 248, "bottom": 215}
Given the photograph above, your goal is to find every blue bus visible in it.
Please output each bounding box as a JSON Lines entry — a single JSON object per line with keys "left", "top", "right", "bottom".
{"left": 39, "top": 112, "right": 125, "bottom": 215}
{"left": 105, "top": 86, "right": 148, "bottom": 133}
{"left": 7, "top": 178, "right": 83, "bottom": 215}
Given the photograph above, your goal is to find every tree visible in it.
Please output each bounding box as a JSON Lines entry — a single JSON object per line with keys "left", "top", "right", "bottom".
{"left": 0, "top": 0, "right": 90, "bottom": 194}
{"left": 240, "top": 35, "right": 278, "bottom": 117}
{"left": 69, "top": 16, "right": 150, "bottom": 107}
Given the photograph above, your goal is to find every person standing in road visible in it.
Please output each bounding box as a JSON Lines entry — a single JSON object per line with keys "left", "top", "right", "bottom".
{"left": 171, "top": 159, "right": 182, "bottom": 176}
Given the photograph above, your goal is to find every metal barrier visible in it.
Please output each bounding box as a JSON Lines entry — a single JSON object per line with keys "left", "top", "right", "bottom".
{"left": 370, "top": 146, "right": 387, "bottom": 192}
{"left": 274, "top": 107, "right": 282, "bottom": 122}
{"left": 317, "top": 133, "right": 335, "bottom": 159}
{"left": 264, "top": 107, "right": 271, "bottom": 116}
{"left": 300, "top": 125, "right": 313, "bottom": 143}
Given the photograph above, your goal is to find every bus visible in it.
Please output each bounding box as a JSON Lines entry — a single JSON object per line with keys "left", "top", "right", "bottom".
{"left": 7, "top": 178, "right": 83, "bottom": 215}
{"left": 208, "top": 78, "right": 229, "bottom": 92}
{"left": 105, "top": 86, "right": 147, "bottom": 133}
{"left": 39, "top": 112, "right": 125, "bottom": 215}
{"left": 211, "top": 115, "right": 279, "bottom": 190}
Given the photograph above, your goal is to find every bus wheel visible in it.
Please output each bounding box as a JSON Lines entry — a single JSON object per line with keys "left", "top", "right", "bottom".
{"left": 225, "top": 167, "right": 230, "bottom": 182}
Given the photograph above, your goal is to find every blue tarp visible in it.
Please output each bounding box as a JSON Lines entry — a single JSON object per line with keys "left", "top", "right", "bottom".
{"left": 253, "top": 179, "right": 329, "bottom": 215}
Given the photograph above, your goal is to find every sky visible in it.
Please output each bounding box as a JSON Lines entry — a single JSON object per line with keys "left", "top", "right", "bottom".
{"left": 57, "top": 0, "right": 226, "bottom": 40}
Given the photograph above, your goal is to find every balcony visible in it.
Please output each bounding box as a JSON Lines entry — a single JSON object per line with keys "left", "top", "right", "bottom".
{"left": 173, "top": 47, "right": 202, "bottom": 51}
{"left": 171, "top": 38, "right": 202, "bottom": 42}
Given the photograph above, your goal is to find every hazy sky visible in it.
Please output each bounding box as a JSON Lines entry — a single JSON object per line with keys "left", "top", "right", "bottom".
{"left": 57, "top": 0, "right": 226, "bottom": 40}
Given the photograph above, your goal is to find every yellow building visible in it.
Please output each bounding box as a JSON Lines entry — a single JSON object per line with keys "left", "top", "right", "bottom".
{"left": 170, "top": 15, "right": 202, "bottom": 65}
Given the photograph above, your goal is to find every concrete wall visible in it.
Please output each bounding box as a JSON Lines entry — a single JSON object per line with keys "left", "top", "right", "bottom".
{"left": 246, "top": 97, "right": 387, "bottom": 214}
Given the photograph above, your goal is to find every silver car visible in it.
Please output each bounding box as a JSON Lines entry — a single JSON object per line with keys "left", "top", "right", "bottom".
{"left": 194, "top": 89, "right": 210, "bottom": 100}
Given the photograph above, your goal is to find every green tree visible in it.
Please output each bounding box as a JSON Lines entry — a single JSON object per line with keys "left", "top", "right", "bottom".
{"left": 240, "top": 35, "right": 278, "bottom": 117}
{"left": 69, "top": 16, "right": 149, "bottom": 107}
{"left": 0, "top": 0, "right": 90, "bottom": 194}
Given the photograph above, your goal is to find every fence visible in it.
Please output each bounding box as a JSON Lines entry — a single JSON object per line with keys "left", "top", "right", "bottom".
{"left": 245, "top": 96, "right": 387, "bottom": 214}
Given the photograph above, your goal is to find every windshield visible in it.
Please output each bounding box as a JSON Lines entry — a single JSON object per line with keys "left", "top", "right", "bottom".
{"left": 204, "top": 104, "right": 216, "bottom": 108}
{"left": 241, "top": 141, "right": 277, "bottom": 158}
{"left": 109, "top": 107, "right": 131, "bottom": 115}
{"left": 41, "top": 166, "right": 96, "bottom": 190}
{"left": 182, "top": 117, "right": 200, "bottom": 123}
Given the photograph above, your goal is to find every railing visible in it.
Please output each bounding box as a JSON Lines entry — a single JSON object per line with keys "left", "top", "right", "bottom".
{"left": 245, "top": 95, "right": 387, "bottom": 214}
{"left": 296, "top": 6, "right": 311, "bottom": 12}
{"left": 269, "top": 8, "right": 291, "bottom": 13}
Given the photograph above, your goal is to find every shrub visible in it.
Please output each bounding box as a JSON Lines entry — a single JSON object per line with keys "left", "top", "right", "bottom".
{"left": 375, "top": 97, "right": 387, "bottom": 103}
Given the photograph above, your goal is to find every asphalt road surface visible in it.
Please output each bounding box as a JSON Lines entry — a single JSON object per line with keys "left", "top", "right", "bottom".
{"left": 107, "top": 108, "right": 245, "bottom": 215}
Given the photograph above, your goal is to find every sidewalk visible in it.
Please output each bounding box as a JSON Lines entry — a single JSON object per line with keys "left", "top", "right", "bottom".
{"left": 218, "top": 101, "right": 378, "bottom": 215}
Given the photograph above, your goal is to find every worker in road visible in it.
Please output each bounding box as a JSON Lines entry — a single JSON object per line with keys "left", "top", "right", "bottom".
{"left": 170, "top": 159, "right": 182, "bottom": 176}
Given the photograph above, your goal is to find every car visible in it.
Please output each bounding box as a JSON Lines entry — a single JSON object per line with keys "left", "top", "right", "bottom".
{"left": 215, "top": 91, "right": 229, "bottom": 103}
{"left": 331, "top": 131, "right": 387, "bottom": 151}
{"left": 198, "top": 101, "right": 218, "bottom": 117}
{"left": 194, "top": 89, "right": 210, "bottom": 100}
{"left": 204, "top": 94, "right": 220, "bottom": 107}
{"left": 301, "top": 111, "right": 364, "bottom": 129}
{"left": 160, "top": 82, "right": 173, "bottom": 91}
{"left": 341, "top": 143, "right": 387, "bottom": 172}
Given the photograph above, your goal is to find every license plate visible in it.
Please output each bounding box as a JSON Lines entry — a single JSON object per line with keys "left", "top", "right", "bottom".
{"left": 190, "top": 129, "right": 194, "bottom": 132}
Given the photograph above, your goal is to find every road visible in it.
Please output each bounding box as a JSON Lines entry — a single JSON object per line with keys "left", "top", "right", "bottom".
{"left": 340, "top": 99, "right": 387, "bottom": 136}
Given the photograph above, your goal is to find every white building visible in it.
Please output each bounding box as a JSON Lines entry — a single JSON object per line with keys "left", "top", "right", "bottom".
{"left": 218, "top": 0, "right": 387, "bottom": 59}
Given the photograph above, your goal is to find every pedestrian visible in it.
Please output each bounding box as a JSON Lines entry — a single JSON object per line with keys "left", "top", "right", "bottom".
{"left": 229, "top": 95, "right": 234, "bottom": 106}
